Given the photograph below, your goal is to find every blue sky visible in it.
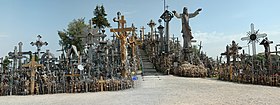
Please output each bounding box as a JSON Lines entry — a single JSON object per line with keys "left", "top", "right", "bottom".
{"left": 1, "top": 0, "right": 280, "bottom": 59}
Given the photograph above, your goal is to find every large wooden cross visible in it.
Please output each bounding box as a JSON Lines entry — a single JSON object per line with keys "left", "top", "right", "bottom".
{"left": 22, "top": 55, "right": 44, "bottom": 95}
{"left": 110, "top": 15, "right": 133, "bottom": 77}
{"left": 110, "top": 15, "right": 133, "bottom": 34}
{"left": 65, "top": 65, "right": 80, "bottom": 93}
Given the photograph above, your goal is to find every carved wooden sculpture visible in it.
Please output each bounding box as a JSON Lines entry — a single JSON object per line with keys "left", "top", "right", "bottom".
{"left": 116, "top": 32, "right": 129, "bottom": 66}
{"left": 110, "top": 15, "right": 133, "bottom": 77}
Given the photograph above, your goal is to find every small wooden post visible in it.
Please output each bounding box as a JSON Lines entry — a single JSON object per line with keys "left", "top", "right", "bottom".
{"left": 98, "top": 76, "right": 106, "bottom": 91}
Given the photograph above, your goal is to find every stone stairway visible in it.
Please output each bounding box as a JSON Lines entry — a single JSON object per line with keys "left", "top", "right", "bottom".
{"left": 139, "top": 49, "right": 158, "bottom": 76}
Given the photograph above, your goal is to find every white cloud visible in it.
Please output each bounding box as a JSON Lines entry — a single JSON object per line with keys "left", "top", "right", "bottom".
{"left": 192, "top": 31, "right": 245, "bottom": 58}
{"left": 0, "top": 34, "right": 8, "bottom": 38}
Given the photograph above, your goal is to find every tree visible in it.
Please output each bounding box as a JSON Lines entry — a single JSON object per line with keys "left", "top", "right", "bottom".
{"left": 58, "top": 18, "right": 88, "bottom": 52}
{"left": 92, "top": 5, "right": 110, "bottom": 30}
{"left": 2, "top": 56, "right": 11, "bottom": 72}
{"left": 255, "top": 53, "right": 265, "bottom": 62}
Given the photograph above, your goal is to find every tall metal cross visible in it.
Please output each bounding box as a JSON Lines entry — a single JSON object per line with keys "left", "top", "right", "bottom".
{"left": 18, "top": 42, "right": 23, "bottom": 70}
{"left": 160, "top": 10, "right": 173, "bottom": 53}
{"left": 30, "top": 35, "right": 48, "bottom": 62}
{"left": 147, "top": 20, "right": 156, "bottom": 41}
{"left": 241, "top": 23, "right": 267, "bottom": 73}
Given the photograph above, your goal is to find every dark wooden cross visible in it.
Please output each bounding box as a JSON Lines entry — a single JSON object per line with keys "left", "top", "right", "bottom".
{"left": 260, "top": 37, "right": 273, "bottom": 75}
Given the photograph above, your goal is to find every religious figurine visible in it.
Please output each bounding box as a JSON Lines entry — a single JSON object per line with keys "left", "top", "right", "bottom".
{"left": 172, "top": 7, "right": 202, "bottom": 49}
{"left": 114, "top": 32, "right": 128, "bottom": 66}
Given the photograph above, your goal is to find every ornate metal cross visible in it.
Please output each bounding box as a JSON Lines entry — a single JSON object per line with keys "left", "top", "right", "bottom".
{"left": 241, "top": 23, "right": 267, "bottom": 56}
{"left": 30, "top": 35, "right": 48, "bottom": 62}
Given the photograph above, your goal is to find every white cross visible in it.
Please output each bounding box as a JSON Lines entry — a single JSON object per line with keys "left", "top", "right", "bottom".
{"left": 241, "top": 23, "right": 267, "bottom": 56}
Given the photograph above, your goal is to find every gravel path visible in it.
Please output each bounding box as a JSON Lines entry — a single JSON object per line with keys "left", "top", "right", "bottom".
{"left": 1, "top": 75, "right": 280, "bottom": 105}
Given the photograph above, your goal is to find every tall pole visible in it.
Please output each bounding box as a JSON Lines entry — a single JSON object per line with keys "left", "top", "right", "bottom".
{"left": 175, "top": 37, "right": 180, "bottom": 61}
{"left": 157, "top": 19, "right": 164, "bottom": 54}
{"left": 155, "top": 28, "right": 159, "bottom": 55}
{"left": 18, "top": 42, "right": 23, "bottom": 70}
{"left": 248, "top": 44, "right": 250, "bottom": 55}
{"left": 251, "top": 24, "right": 257, "bottom": 56}
{"left": 165, "top": 18, "right": 169, "bottom": 53}
{"left": 163, "top": 0, "right": 166, "bottom": 11}
{"left": 275, "top": 44, "right": 280, "bottom": 55}
{"left": 147, "top": 20, "right": 156, "bottom": 59}
{"left": 140, "top": 26, "right": 145, "bottom": 42}
{"left": 0, "top": 57, "right": 3, "bottom": 88}
{"left": 160, "top": 10, "right": 173, "bottom": 54}
{"left": 147, "top": 20, "right": 156, "bottom": 41}
{"left": 10, "top": 46, "right": 17, "bottom": 95}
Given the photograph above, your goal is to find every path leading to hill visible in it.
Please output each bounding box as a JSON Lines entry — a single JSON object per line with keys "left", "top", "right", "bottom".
{"left": 139, "top": 49, "right": 158, "bottom": 76}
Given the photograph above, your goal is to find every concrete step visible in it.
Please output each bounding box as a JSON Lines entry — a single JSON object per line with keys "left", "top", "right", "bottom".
{"left": 139, "top": 49, "right": 158, "bottom": 76}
